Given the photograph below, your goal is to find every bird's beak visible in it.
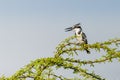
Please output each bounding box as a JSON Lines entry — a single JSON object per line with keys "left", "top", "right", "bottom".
{"left": 65, "top": 27, "right": 73, "bottom": 32}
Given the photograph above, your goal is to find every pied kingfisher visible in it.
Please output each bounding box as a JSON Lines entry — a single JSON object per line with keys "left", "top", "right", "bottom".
{"left": 65, "top": 23, "right": 90, "bottom": 54}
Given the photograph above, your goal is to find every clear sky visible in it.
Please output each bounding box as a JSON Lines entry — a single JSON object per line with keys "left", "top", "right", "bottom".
{"left": 0, "top": 0, "right": 120, "bottom": 80}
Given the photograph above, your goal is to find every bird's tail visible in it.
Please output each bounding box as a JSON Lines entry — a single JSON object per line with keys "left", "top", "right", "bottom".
{"left": 85, "top": 49, "right": 90, "bottom": 54}
{"left": 84, "top": 44, "right": 90, "bottom": 54}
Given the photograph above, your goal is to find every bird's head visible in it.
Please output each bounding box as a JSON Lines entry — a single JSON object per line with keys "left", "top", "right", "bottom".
{"left": 65, "top": 23, "right": 82, "bottom": 32}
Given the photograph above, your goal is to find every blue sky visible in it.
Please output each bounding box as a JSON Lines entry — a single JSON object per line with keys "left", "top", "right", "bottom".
{"left": 0, "top": 0, "right": 120, "bottom": 80}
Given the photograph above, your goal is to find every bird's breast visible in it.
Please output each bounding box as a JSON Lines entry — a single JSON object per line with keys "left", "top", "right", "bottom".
{"left": 76, "top": 34, "right": 84, "bottom": 44}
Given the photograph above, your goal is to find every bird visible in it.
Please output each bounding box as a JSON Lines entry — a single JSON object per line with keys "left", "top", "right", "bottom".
{"left": 65, "top": 23, "right": 90, "bottom": 54}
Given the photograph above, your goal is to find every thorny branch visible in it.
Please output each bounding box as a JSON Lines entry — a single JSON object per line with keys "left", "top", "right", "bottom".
{"left": 0, "top": 36, "right": 120, "bottom": 80}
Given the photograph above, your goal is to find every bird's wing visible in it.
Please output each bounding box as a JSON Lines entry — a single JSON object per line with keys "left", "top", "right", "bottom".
{"left": 82, "top": 32, "right": 88, "bottom": 44}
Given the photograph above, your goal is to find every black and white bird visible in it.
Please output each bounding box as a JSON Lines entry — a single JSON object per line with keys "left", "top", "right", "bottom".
{"left": 65, "top": 23, "right": 90, "bottom": 54}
